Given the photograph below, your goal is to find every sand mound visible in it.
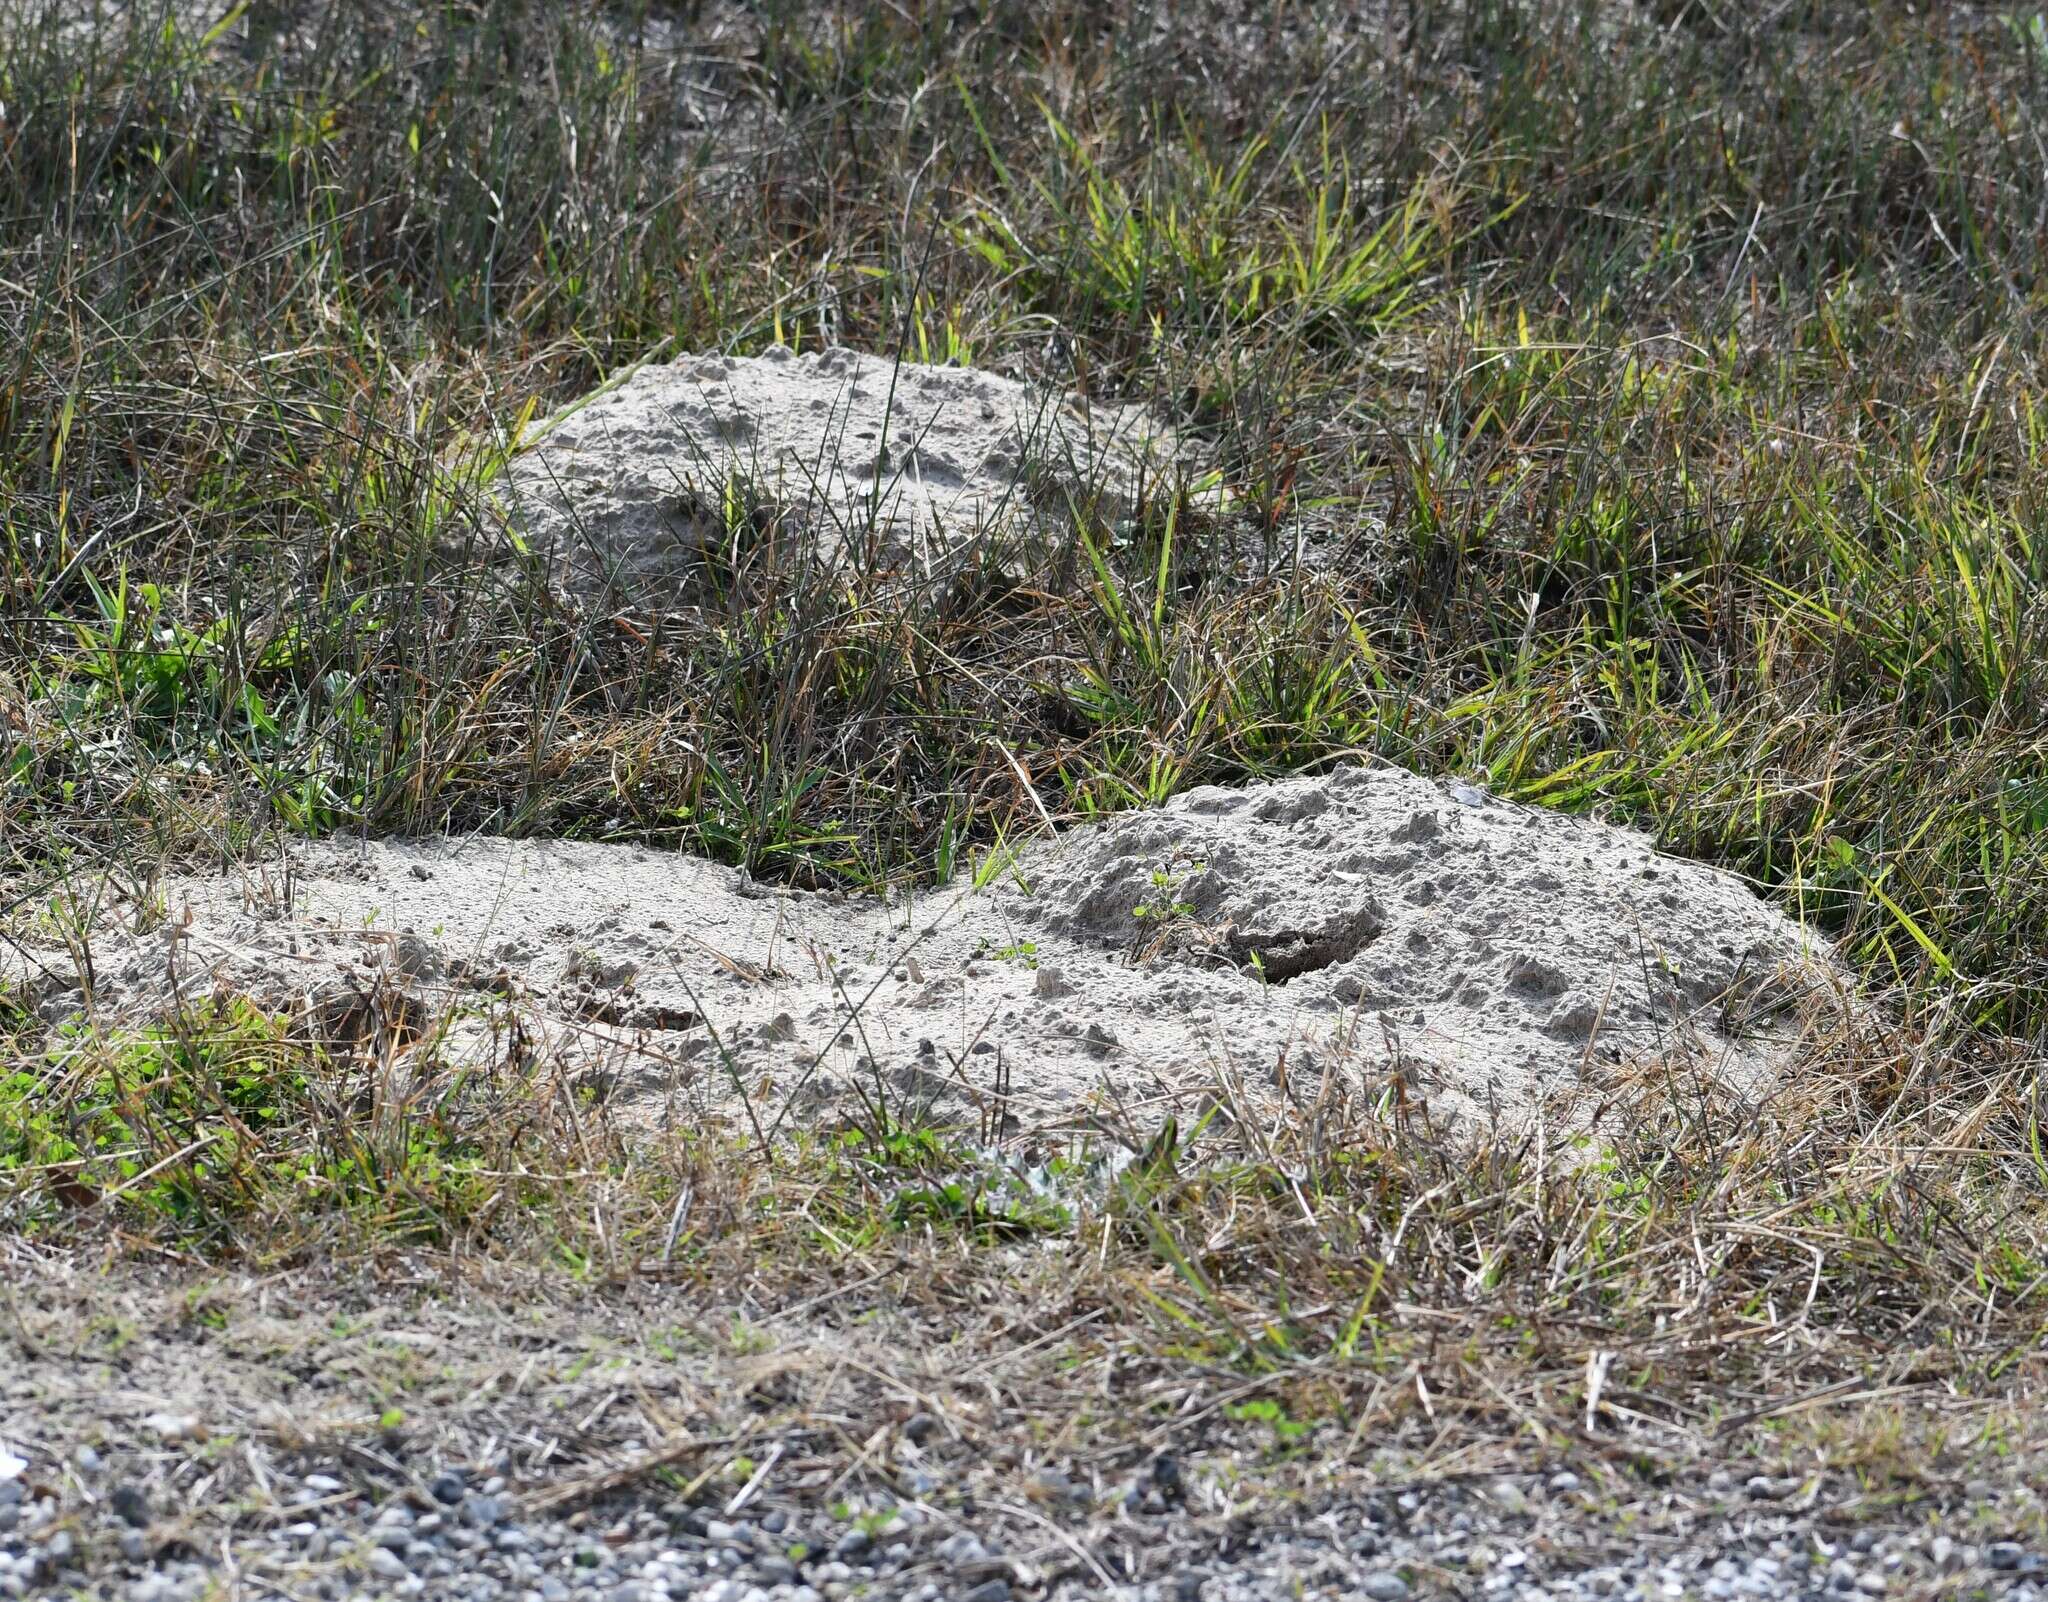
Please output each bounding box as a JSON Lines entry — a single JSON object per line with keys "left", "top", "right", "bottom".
{"left": 496, "top": 347, "right": 1193, "bottom": 597}
{"left": 7, "top": 768, "right": 1846, "bottom": 1139}
{"left": 1007, "top": 768, "right": 1827, "bottom": 1093}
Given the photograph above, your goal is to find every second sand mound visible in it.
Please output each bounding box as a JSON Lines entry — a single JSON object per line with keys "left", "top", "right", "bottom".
{"left": 496, "top": 346, "right": 1191, "bottom": 597}
{"left": 8, "top": 767, "right": 1847, "bottom": 1138}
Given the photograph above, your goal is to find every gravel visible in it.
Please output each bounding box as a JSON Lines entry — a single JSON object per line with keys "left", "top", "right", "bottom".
{"left": 1, "top": 1439, "right": 2041, "bottom": 1602}
{"left": 6, "top": 1261, "right": 2040, "bottom": 1602}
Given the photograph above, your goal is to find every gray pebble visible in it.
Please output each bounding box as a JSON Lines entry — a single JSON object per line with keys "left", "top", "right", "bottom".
{"left": 1990, "top": 1544, "right": 2027, "bottom": 1571}
{"left": 1029, "top": 1468, "right": 1079, "bottom": 1502}
{"left": 832, "top": 1528, "right": 871, "bottom": 1559}
{"left": 1361, "top": 1573, "right": 1410, "bottom": 1602}
{"left": 110, "top": 1483, "right": 151, "bottom": 1528}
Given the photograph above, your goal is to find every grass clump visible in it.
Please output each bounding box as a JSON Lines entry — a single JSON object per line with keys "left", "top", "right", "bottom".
{"left": 0, "top": 993, "right": 575, "bottom": 1253}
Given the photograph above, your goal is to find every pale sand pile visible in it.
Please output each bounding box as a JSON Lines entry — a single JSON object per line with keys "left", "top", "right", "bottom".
{"left": 6, "top": 767, "right": 1847, "bottom": 1138}
{"left": 495, "top": 347, "right": 1196, "bottom": 597}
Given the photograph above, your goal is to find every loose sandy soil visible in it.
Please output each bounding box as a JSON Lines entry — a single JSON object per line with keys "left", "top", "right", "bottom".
{"left": 496, "top": 347, "right": 1197, "bottom": 598}
{"left": 7, "top": 765, "right": 1843, "bottom": 1141}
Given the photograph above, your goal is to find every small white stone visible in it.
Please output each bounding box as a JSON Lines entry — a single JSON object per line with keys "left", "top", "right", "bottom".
{"left": 140, "top": 1413, "right": 200, "bottom": 1443}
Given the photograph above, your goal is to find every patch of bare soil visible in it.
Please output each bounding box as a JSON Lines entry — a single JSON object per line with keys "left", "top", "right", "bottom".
{"left": 495, "top": 346, "right": 1197, "bottom": 598}
{"left": 6, "top": 767, "right": 1849, "bottom": 1141}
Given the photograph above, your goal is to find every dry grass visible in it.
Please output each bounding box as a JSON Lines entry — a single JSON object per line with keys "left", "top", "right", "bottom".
{"left": 3, "top": 966, "right": 2043, "bottom": 1503}
{"left": 2, "top": 0, "right": 2047, "bottom": 1535}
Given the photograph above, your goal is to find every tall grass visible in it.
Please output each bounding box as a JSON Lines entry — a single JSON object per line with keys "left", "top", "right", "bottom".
{"left": 0, "top": 6, "right": 2045, "bottom": 1503}
{"left": 0, "top": 0, "right": 2043, "bottom": 1039}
